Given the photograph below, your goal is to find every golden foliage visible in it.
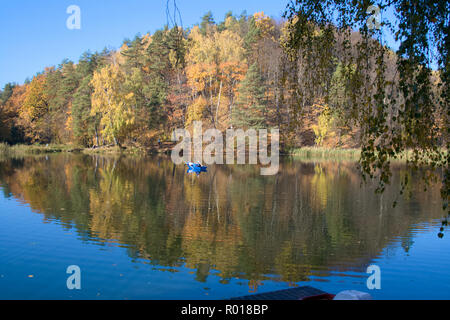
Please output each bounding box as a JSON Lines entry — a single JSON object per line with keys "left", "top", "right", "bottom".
{"left": 186, "top": 96, "right": 207, "bottom": 127}
{"left": 90, "top": 64, "right": 135, "bottom": 145}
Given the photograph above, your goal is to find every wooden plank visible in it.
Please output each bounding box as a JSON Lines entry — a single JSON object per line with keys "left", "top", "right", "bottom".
{"left": 230, "top": 286, "right": 327, "bottom": 300}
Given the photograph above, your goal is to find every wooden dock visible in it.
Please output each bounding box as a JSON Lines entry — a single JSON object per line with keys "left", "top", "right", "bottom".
{"left": 230, "top": 286, "right": 328, "bottom": 300}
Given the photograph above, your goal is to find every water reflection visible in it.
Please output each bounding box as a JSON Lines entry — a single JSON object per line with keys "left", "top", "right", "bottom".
{"left": 0, "top": 154, "right": 444, "bottom": 292}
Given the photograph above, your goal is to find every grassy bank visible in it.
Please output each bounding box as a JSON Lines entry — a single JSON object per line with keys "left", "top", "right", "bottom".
{"left": 0, "top": 143, "right": 77, "bottom": 156}
{"left": 289, "top": 147, "right": 448, "bottom": 162}
{"left": 289, "top": 147, "right": 361, "bottom": 160}
{"left": 0, "top": 142, "right": 155, "bottom": 157}
{"left": 82, "top": 145, "right": 148, "bottom": 155}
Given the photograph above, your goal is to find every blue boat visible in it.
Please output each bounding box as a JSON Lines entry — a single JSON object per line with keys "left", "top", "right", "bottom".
{"left": 186, "top": 162, "right": 208, "bottom": 175}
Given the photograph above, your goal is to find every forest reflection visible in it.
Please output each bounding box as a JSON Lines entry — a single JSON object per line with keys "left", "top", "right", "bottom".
{"left": 0, "top": 155, "right": 443, "bottom": 290}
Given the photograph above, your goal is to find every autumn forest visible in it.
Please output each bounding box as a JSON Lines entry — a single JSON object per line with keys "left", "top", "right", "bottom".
{"left": 0, "top": 11, "right": 421, "bottom": 150}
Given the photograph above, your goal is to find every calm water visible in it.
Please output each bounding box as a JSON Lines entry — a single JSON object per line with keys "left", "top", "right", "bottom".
{"left": 0, "top": 154, "right": 448, "bottom": 300}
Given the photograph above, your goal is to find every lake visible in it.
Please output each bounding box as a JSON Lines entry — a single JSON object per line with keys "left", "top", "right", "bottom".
{"left": 0, "top": 154, "right": 448, "bottom": 300}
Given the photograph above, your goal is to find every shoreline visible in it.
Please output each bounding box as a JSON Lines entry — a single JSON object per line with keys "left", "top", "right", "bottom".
{"left": 0, "top": 143, "right": 446, "bottom": 162}
{"left": 0, "top": 143, "right": 168, "bottom": 157}
{"left": 1, "top": 143, "right": 361, "bottom": 158}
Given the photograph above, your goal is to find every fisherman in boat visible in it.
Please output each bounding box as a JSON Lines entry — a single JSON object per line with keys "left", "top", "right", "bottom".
{"left": 186, "top": 161, "right": 207, "bottom": 175}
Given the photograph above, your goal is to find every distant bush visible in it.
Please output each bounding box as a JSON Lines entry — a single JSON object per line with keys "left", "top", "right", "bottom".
{"left": 0, "top": 142, "right": 10, "bottom": 155}
{"left": 291, "top": 147, "right": 360, "bottom": 160}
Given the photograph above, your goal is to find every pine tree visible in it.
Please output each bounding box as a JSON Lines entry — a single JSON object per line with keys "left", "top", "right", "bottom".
{"left": 0, "top": 83, "right": 16, "bottom": 105}
{"left": 200, "top": 11, "right": 215, "bottom": 36}
{"left": 121, "top": 35, "right": 147, "bottom": 70}
{"left": 72, "top": 75, "right": 99, "bottom": 146}
{"left": 232, "top": 63, "right": 267, "bottom": 129}
{"left": 243, "top": 17, "right": 261, "bottom": 62}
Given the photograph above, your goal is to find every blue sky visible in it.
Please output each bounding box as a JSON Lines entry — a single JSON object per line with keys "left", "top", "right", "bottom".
{"left": 0, "top": 0, "right": 286, "bottom": 88}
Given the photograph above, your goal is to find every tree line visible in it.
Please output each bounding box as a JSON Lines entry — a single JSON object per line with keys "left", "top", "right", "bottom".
{"left": 2, "top": 10, "right": 435, "bottom": 151}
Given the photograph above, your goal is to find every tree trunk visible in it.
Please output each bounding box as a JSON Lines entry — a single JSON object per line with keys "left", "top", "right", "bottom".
{"left": 94, "top": 126, "right": 99, "bottom": 147}
{"left": 215, "top": 80, "right": 223, "bottom": 127}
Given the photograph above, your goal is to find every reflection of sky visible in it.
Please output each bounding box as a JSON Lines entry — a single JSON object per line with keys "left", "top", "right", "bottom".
{"left": 309, "top": 221, "right": 450, "bottom": 300}
{"left": 1, "top": 187, "right": 449, "bottom": 300}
